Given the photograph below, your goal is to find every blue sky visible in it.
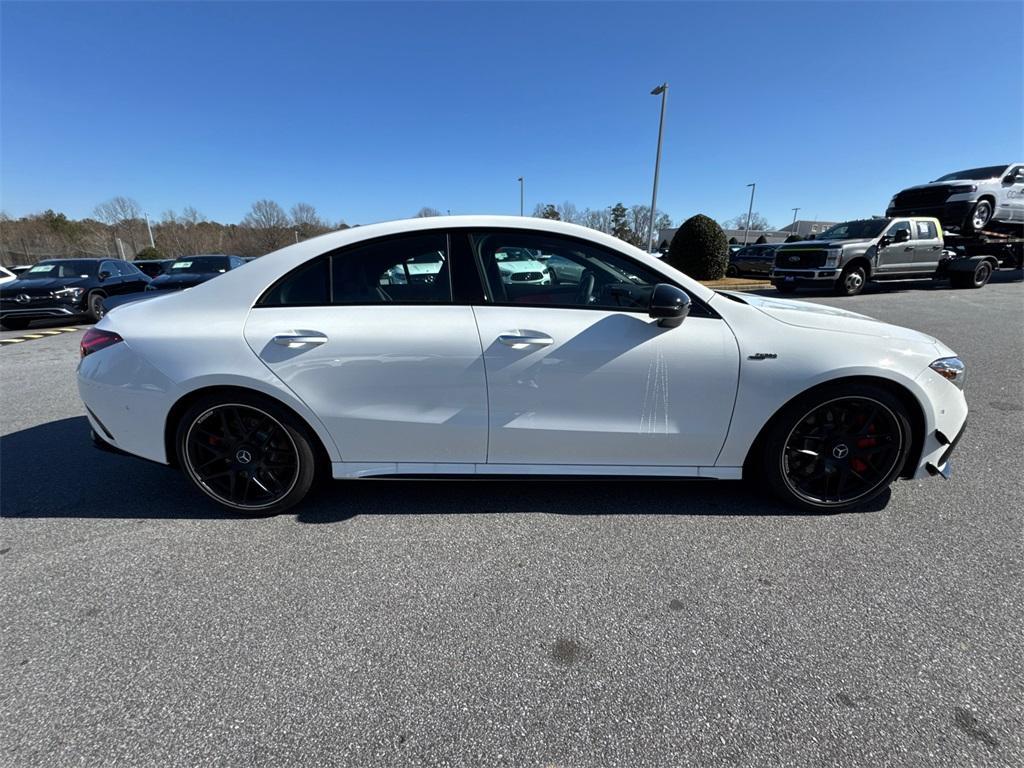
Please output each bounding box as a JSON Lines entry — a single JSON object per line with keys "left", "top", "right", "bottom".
{"left": 2, "top": 1, "right": 1021, "bottom": 228}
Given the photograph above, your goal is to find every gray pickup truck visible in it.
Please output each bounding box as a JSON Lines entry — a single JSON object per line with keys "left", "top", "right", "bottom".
{"left": 770, "top": 216, "right": 1002, "bottom": 296}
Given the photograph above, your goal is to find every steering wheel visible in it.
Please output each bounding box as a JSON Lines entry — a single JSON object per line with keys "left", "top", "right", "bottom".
{"left": 576, "top": 269, "right": 596, "bottom": 306}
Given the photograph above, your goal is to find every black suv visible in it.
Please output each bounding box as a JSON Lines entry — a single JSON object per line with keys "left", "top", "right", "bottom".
{"left": 0, "top": 258, "right": 150, "bottom": 330}
{"left": 146, "top": 254, "right": 245, "bottom": 292}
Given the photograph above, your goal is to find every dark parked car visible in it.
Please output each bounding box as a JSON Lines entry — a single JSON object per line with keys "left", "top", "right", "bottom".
{"left": 135, "top": 259, "right": 173, "bottom": 278}
{"left": 0, "top": 258, "right": 150, "bottom": 330}
{"left": 727, "top": 243, "right": 780, "bottom": 277}
{"left": 146, "top": 254, "right": 245, "bottom": 292}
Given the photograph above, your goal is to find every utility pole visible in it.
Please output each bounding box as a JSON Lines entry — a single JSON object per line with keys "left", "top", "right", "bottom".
{"left": 517, "top": 177, "right": 524, "bottom": 216}
{"left": 647, "top": 83, "right": 668, "bottom": 253}
{"left": 743, "top": 183, "right": 756, "bottom": 245}
{"left": 116, "top": 237, "right": 126, "bottom": 259}
{"left": 144, "top": 212, "right": 155, "bottom": 249}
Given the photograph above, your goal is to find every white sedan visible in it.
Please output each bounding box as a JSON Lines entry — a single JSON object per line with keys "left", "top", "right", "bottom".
{"left": 78, "top": 216, "right": 968, "bottom": 514}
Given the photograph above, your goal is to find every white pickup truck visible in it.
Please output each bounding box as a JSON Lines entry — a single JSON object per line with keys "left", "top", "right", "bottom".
{"left": 886, "top": 163, "right": 1024, "bottom": 233}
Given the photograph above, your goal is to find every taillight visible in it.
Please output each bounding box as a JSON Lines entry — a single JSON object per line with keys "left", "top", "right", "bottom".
{"left": 80, "top": 328, "right": 123, "bottom": 358}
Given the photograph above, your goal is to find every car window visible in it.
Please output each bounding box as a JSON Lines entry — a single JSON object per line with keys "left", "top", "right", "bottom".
{"left": 471, "top": 230, "right": 664, "bottom": 312}
{"left": 100, "top": 261, "right": 120, "bottom": 277}
{"left": 886, "top": 221, "right": 912, "bottom": 239}
{"left": 915, "top": 221, "right": 937, "bottom": 239}
{"left": 260, "top": 232, "right": 451, "bottom": 307}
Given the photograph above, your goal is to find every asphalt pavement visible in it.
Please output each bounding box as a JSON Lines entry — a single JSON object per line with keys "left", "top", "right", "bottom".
{"left": 1, "top": 276, "right": 1022, "bottom": 767}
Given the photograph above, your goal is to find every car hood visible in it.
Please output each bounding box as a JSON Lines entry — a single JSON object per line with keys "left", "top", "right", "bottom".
{"left": 149, "top": 273, "right": 218, "bottom": 289}
{"left": 721, "top": 292, "right": 942, "bottom": 347}
{"left": 498, "top": 259, "right": 547, "bottom": 273}
{"left": 0, "top": 277, "right": 91, "bottom": 295}
{"left": 777, "top": 238, "right": 873, "bottom": 249}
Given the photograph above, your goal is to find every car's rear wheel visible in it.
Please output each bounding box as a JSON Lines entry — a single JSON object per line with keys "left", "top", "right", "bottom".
{"left": 87, "top": 292, "right": 106, "bottom": 322}
{"left": 1, "top": 318, "right": 30, "bottom": 331}
{"left": 726, "top": 264, "right": 739, "bottom": 277}
{"left": 834, "top": 264, "right": 866, "bottom": 296}
{"left": 773, "top": 281, "right": 798, "bottom": 294}
{"left": 761, "top": 384, "right": 912, "bottom": 513}
{"left": 950, "top": 260, "right": 992, "bottom": 289}
{"left": 176, "top": 393, "right": 318, "bottom": 514}
{"left": 965, "top": 199, "right": 994, "bottom": 232}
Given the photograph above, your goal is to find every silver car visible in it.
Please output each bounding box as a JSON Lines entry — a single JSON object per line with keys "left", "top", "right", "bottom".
{"left": 887, "top": 163, "right": 1024, "bottom": 233}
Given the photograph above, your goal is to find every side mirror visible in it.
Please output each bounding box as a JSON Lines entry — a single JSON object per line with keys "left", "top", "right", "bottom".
{"left": 98, "top": 270, "right": 112, "bottom": 280}
{"left": 648, "top": 283, "right": 690, "bottom": 328}
{"left": 894, "top": 229, "right": 911, "bottom": 244}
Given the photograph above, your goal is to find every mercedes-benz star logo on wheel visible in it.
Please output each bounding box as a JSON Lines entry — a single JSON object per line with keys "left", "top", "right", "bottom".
{"left": 15, "top": 294, "right": 31, "bottom": 304}
{"left": 832, "top": 444, "right": 850, "bottom": 459}
{"left": 235, "top": 449, "right": 253, "bottom": 464}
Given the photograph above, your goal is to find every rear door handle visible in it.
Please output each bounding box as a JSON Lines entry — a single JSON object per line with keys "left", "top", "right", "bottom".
{"left": 498, "top": 332, "right": 553, "bottom": 347}
{"left": 273, "top": 332, "right": 328, "bottom": 347}
{"left": 904, "top": 246, "right": 914, "bottom": 252}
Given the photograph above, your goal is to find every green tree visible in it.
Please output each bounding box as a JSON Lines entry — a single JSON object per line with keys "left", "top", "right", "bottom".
{"left": 666, "top": 214, "right": 729, "bottom": 280}
{"left": 755, "top": 234, "right": 768, "bottom": 244}
{"left": 609, "top": 202, "right": 633, "bottom": 242}
{"left": 135, "top": 246, "right": 166, "bottom": 260}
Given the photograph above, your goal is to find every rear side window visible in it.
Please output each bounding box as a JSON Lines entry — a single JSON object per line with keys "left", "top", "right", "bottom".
{"left": 259, "top": 232, "right": 451, "bottom": 307}
{"left": 915, "top": 221, "right": 937, "bottom": 239}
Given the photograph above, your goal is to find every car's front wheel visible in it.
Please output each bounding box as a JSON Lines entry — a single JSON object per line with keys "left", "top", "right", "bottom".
{"left": 965, "top": 199, "right": 994, "bottom": 232}
{"left": 176, "top": 393, "right": 319, "bottom": 514}
{"left": 87, "top": 292, "right": 106, "bottom": 322}
{"left": 834, "top": 264, "right": 866, "bottom": 296}
{"left": 761, "top": 384, "right": 912, "bottom": 513}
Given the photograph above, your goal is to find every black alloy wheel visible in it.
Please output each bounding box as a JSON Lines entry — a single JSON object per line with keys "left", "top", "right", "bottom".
{"left": 761, "top": 385, "right": 912, "bottom": 512}
{"left": 88, "top": 292, "right": 106, "bottom": 322}
{"left": 178, "top": 397, "right": 317, "bottom": 513}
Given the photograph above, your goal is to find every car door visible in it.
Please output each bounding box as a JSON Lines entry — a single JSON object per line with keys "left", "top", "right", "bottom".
{"left": 912, "top": 219, "right": 943, "bottom": 268}
{"left": 1003, "top": 165, "right": 1024, "bottom": 222}
{"left": 467, "top": 230, "right": 740, "bottom": 468}
{"left": 98, "top": 260, "right": 124, "bottom": 295}
{"left": 243, "top": 231, "right": 488, "bottom": 465}
{"left": 119, "top": 261, "right": 149, "bottom": 291}
{"left": 875, "top": 220, "right": 915, "bottom": 273}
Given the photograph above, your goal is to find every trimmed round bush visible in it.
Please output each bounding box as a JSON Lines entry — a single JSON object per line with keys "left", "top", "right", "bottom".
{"left": 666, "top": 214, "right": 728, "bottom": 280}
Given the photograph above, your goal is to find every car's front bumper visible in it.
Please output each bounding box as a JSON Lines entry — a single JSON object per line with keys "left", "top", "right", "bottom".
{"left": 908, "top": 365, "right": 969, "bottom": 481}
{"left": 771, "top": 269, "right": 840, "bottom": 284}
{"left": 0, "top": 303, "right": 84, "bottom": 320}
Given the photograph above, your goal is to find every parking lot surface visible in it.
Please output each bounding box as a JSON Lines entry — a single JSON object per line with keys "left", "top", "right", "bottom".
{"left": 2, "top": 278, "right": 1022, "bottom": 767}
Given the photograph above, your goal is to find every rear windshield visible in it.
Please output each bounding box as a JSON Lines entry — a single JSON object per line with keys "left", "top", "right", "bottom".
{"left": 934, "top": 166, "right": 1008, "bottom": 182}
{"left": 167, "top": 256, "right": 231, "bottom": 273}
{"left": 22, "top": 260, "right": 97, "bottom": 278}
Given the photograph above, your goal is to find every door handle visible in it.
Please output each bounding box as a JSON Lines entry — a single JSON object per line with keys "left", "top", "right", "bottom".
{"left": 498, "top": 332, "right": 553, "bottom": 347}
{"left": 903, "top": 246, "right": 914, "bottom": 252}
{"left": 931, "top": 245, "right": 941, "bottom": 250}
{"left": 273, "top": 332, "right": 328, "bottom": 347}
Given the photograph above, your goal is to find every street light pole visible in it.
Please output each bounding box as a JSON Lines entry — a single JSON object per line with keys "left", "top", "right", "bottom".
{"left": 144, "top": 212, "right": 155, "bottom": 249}
{"left": 517, "top": 177, "right": 524, "bottom": 216}
{"left": 647, "top": 83, "right": 668, "bottom": 253}
{"left": 743, "top": 182, "right": 756, "bottom": 245}
{"left": 791, "top": 207, "right": 800, "bottom": 231}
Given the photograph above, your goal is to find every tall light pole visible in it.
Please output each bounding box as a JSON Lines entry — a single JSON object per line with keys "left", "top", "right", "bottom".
{"left": 791, "top": 207, "right": 800, "bottom": 234}
{"left": 517, "top": 177, "right": 524, "bottom": 216}
{"left": 743, "top": 182, "right": 756, "bottom": 245}
{"left": 647, "top": 82, "right": 668, "bottom": 253}
{"left": 144, "top": 212, "right": 155, "bottom": 249}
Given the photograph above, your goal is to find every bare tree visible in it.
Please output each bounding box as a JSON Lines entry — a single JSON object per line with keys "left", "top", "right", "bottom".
{"left": 416, "top": 207, "right": 443, "bottom": 218}
{"left": 94, "top": 196, "right": 144, "bottom": 255}
{"left": 722, "top": 211, "right": 771, "bottom": 232}
{"left": 291, "top": 202, "right": 330, "bottom": 240}
{"left": 627, "top": 206, "right": 673, "bottom": 249}
{"left": 242, "top": 199, "right": 291, "bottom": 255}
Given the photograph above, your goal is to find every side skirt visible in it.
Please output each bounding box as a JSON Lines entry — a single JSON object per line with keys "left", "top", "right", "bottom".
{"left": 330, "top": 462, "right": 743, "bottom": 480}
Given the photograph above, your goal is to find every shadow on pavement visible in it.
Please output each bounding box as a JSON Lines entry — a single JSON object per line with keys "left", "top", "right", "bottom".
{"left": 744, "top": 267, "right": 1023, "bottom": 299}
{"left": 1, "top": 416, "right": 890, "bottom": 522}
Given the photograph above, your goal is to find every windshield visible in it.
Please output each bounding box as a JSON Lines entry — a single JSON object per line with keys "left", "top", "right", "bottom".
{"left": 166, "top": 256, "right": 231, "bottom": 274}
{"left": 817, "top": 220, "right": 889, "bottom": 240}
{"left": 21, "top": 260, "right": 96, "bottom": 279}
{"left": 934, "top": 165, "right": 1008, "bottom": 182}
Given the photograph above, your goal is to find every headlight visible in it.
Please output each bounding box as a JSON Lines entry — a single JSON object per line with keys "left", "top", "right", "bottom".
{"left": 930, "top": 357, "right": 966, "bottom": 389}
{"left": 50, "top": 286, "right": 84, "bottom": 300}
{"left": 823, "top": 248, "right": 843, "bottom": 267}
{"left": 949, "top": 184, "right": 977, "bottom": 194}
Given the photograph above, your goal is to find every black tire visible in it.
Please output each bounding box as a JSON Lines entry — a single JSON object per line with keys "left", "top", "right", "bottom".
{"left": 1, "top": 318, "right": 30, "bottom": 331}
{"left": 773, "top": 281, "right": 798, "bottom": 294}
{"left": 87, "top": 292, "right": 106, "bottom": 322}
{"left": 761, "top": 383, "right": 912, "bottom": 513}
{"left": 964, "top": 199, "right": 994, "bottom": 233}
{"left": 834, "top": 264, "right": 867, "bottom": 296}
{"left": 726, "top": 264, "right": 739, "bottom": 278}
{"left": 950, "top": 260, "right": 993, "bottom": 290}
{"left": 175, "top": 392, "right": 319, "bottom": 515}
